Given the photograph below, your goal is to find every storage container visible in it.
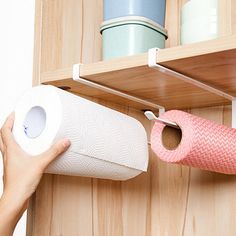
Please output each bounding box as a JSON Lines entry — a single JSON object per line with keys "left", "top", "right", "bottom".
{"left": 103, "top": 0, "right": 166, "bottom": 27}
{"left": 180, "top": 0, "right": 218, "bottom": 44}
{"left": 100, "top": 16, "right": 168, "bottom": 60}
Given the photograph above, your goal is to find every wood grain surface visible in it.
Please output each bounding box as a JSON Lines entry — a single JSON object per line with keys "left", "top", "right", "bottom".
{"left": 27, "top": 1, "right": 236, "bottom": 236}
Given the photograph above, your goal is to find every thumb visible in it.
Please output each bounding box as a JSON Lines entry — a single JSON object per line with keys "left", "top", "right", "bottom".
{"left": 38, "top": 138, "right": 71, "bottom": 169}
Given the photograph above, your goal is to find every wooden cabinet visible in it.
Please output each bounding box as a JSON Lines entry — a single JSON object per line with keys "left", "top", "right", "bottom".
{"left": 27, "top": 1, "right": 236, "bottom": 235}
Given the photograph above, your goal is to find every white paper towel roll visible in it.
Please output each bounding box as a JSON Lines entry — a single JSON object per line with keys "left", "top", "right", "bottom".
{"left": 13, "top": 85, "right": 148, "bottom": 180}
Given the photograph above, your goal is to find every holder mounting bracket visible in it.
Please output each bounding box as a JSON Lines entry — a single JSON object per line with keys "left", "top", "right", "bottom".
{"left": 72, "top": 48, "right": 236, "bottom": 128}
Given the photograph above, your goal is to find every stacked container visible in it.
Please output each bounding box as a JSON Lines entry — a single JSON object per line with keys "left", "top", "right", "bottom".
{"left": 101, "top": 0, "right": 167, "bottom": 60}
{"left": 181, "top": 0, "right": 218, "bottom": 45}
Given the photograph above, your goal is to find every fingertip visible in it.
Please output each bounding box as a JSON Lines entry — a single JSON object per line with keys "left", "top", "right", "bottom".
{"left": 1, "top": 112, "right": 16, "bottom": 146}
{"left": 4, "top": 112, "right": 15, "bottom": 130}
{"left": 38, "top": 138, "right": 71, "bottom": 168}
{"left": 9, "top": 112, "right": 15, "bottom": 120}
{"left": 61, "top": 138, "right": 71, "bottom": 149}
{"left": 51, "top": 138, "right": 71, "bottom": 155}
{"left": 54, "top": 138, "right": 70, "bottom": 154}
{"left": 7, "top": 112, "right": 15, "bottom": 124}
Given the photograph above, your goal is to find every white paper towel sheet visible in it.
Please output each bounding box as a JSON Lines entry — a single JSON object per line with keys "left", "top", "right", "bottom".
{"left": 13, "top": 85, "right": 148, "bottom": 180}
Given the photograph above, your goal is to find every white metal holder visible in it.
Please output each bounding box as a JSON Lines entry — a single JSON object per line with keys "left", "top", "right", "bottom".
{"left": 144, "top": 111, "right": 179, "bottom": 128}
{"left": 73, "top": 63, "right": 164, "bottom": 111}
{"left": 72, "top": 47, "right": 236, "bottom": 128}
{"left": 148, "top": 48, "right": 236, "bottom": 128}
{"left": 73, "top": 64, "right": 179, "bottom": 127}
{"left": 148, "top": 48, "right": 235, "bottom": 101}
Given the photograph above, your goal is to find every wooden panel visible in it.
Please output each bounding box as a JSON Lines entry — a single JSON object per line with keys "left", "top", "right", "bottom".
{"left": 32, "top": 0, "right": 43, "bottom": 86}
{"left": 28, "top": 175, "right": 93, "bottom": 236}
{"left": 28, "top": 1, "right": 236, "bottom": 236}
{"left": 165, "top": 0, "right": 180, "bottom": 47}
{"left": 218, "top": 0, "right": 232, "bottom": 36}
{"left": 232, "top": 0, "right": 236, "bottom": 34}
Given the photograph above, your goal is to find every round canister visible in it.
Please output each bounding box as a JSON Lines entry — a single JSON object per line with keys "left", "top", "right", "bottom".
{"left": 103, "top": 0, "right": 166, "bottom": 27}
{"left": 100, "top": 16, "right": 168, "bottom": 60}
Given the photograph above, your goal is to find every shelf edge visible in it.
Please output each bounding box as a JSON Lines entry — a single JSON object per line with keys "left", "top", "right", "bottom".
{"left": 157, "top": 34, "right": 236, "bottom": 63}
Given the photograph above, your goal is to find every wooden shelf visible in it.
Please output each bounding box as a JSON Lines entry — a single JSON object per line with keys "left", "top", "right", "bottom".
{"left": 41, "top": 34, "right": 236, "bottom": 111}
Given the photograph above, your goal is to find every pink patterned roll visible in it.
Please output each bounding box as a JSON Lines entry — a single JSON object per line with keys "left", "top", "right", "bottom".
{"left": 151, "top": 110, "right": 236, "bottom": 174}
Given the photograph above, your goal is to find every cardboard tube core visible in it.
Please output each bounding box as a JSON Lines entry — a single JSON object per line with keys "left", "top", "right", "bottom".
{"left": 162, "top": 126, "right": 182, "bottom": 150}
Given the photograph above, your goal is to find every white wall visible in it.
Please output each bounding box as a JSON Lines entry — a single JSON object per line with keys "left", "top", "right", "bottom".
{"left": 0, "top": 0, "right": 35, "bottom": 235}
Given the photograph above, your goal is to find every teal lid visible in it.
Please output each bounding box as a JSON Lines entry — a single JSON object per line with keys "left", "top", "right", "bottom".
{"left": 100, "top": 16, "right": 168, "bottom": 39}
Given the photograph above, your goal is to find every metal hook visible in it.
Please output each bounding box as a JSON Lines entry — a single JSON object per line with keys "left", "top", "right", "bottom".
{"left": 144, "top": 111, "right": 179, "bottom": 129}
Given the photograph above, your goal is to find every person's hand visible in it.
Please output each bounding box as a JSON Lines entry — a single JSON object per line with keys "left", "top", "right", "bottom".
{"left": 0, "top": 113, "right": 70, "bottom": 236}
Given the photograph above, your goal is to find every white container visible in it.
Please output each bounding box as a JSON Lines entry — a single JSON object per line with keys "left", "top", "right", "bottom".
{"left": 181, "top": 0, "right": 218, "bottom": 44}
